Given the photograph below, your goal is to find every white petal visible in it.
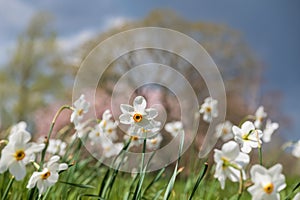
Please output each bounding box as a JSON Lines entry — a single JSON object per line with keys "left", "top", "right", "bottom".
{"left": 9, "top": 161, "right": 26, "bottom": 181}
{"left": 241, "top": 144, "right": 252, "bottom": 153}
{"left": 221, "top": 141, "right": 240, "bottom": 160}
{"left": 120, "top": 104, "right": 134, "bottom": 114}
{"left": 47, "top": 173, "right": 59, "bottom": 184}
{"left": 145, "top": 108, "right": 158, "bottom": 119}
{"left": 25, "top": 143, "right": 45, "bottom": 155}
{"left": 268, "top": 163, "right": 282, "bottom": 176}
{"left": 119, "top": 113, "right": 133, "bottom": 124}
{"left": 235, "top": 152, "right": 250, "bottom": 167}
{"left": 37, "top": 179, "right": 47, "bottom": 195}
{"left": 133, "top": 96, "right": 147, "bottom": 113}
{"left": 241, "top": 121, "right": 255, "bottom": 133}
{"left": 27, "top": 171, "right": 43, "bottom": 188}
{"left": 232, "top": 126, "right": 242, "bottom": 136}
{"left": 58, "top": 163, "right": 68, "bottom": 171}
{"left": 250, "top": 164, "right": 267, "bottom": 183}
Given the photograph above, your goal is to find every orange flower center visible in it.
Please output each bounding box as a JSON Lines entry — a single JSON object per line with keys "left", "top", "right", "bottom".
{"left": 133, "top": 113, "right": 143, "bottom": 123}
{"left": 151, "top": 139, "right": 158, "bottom": 144}
{"left": 131, "top": 136, "right": 139, "bottom": 141}
{"left": 41, "top": 171, "right": 51, "bottom": 180}
{"left": 95, "top": 132, "right": 100, "bottom": 137}
{"left": 205, "top": 107, "right": 212, "bottom": 113}
{"left": 107, "top": 129, "right": 113, "bottom": 134}
{"left": 263, "top": 183, "right": 274, "bottom": 194}
{"left": 223, "top": 128, "right": 228, "bottom": 134}
{"left": 77, "top": 109, "right": 83, "bottom": 116}
{"left": 14, "top": 150, "right": 25, "bottom": 161}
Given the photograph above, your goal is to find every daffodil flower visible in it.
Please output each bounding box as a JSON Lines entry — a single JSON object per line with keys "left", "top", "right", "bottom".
{"left": 70, "top": 94, "right": 90, "bottom": 126}
{"left": 248, "top": 164, "right": 286, "bottom": 200}
{"left": 27, "top": 156, "right": 68, "bottom": 195}
{"left": 165, "top": 121, "right": 183, "bottom": 137}
{"left": 99, "top": 109, "right": 119, "bottom": 141}
{"left": 199, "top": 97, "right": 218, "bottom": 123}
{"left": 47, "top": 139, "right": 67, "bottom": 156}
{"left": 262, "top": 119, "right": 279, "bottom": 143}
{"left": 232, "top": 121, "right": 263, "bottom": 153}
{"left": 213, "top": 141, "right": 249, "bottom": 189}
{"left": 119, "top": 96, "right": 158, "bottom": 132}
{"left": 215, "top": 121, "right": 233, "bottom": 142}
{"left": 254, "top": 106, "right": 267, "bottom": 129}
{"left": 146, "top": 133, "right": 163, "bottom": 150}
{"left": 0, "top": 122, "right": 45, "bottom": 180}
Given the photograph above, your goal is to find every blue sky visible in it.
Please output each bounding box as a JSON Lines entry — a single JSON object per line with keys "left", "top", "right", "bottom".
{"left": 0, "top": 0, "right": 299, "bottom": 140}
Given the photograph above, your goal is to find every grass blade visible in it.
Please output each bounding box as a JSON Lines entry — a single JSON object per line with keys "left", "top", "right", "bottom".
{"left": 188, "top": 162, "right": 208, "bottom": 200}
{"left": 59, "top": 181, "right": 95, "bottom": 189}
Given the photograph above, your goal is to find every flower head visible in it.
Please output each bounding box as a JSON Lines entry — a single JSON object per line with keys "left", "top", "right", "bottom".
{"left": 292, "top": 140, "right": 300, "bottom": 158}
{"left": 199, "top": 97, "right": 218, "bottom": 123}
{"left": 70, "top": 94, "right": 90, "bottom": 126}
{"left": 27, "top": 156, "right": 68, "bottom": 195}
{"left": 254, "top": 106, "right": 267, "bottom": 128}
{"left": 232, "top": 121, "right": 263, "bottom": 153}
{"left": 214, "top": 141, "right": 249, "bottom": 189}
{"left": 165, "top": 121, "right": 183, "bottom": 137}
{"left": 47, "top": 139, "right": 67, "bottom": 157}
{"left": 119, "top": 96, "right": 159, "bottom": 136}
{"left": 248, "top": 164, "right": 286, "bottom": 200}
{"left": 99, "top": 109, "right": 119, "bottom": 141}
{"left": 0, "top": 122, "right": 45, "bottom": 180}
{"left": 262, "top": 119, "right": 279, "bottom": 143}
{"left": 102, "top": 142, "right": 124, "bottom": 158}
{"left": 215, "top": 121, "right": 233, "bottom": 142}
{"left": 146, "top": 133, "right": 163, "bottom": 150}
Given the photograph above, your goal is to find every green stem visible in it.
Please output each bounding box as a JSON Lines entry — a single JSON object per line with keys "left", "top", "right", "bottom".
{"left": 1, "top": 176, "right": 14, "bottom": 200}
{"left": 237, "top": 169, "right": 244, "bottom": 200}
{"left": 238, "top": 115, "right": 256, "bottom": 127}
{"left": 258, "top": 147, "right": 263, "bottom": 165}
{"left": 40, "top": 105, "right": 71, "bottom": 166}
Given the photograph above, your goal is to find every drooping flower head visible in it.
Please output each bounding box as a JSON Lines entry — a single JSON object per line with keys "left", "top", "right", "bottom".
{"left": 232, "top": 121, "right": 263, "bottom": 153}
{"left": 70, "top": 94, "right": 90, "bottom": 126}
{"left": 199, "top": 97, "right": 218, "bottom": 123}
{"left": 248, "top": 164, "right": 286, "bottom": 200}
{"left": 254, "top": 106, "right": 267, "bottom": 129}
{"left": 215, "top": 121, "right": 233, "bottom": 142}
{"left": 0, "top": 122, "right": 45, "bottom": 180}
{"left": 27, "top": 156, "right": 68, "bottom": 195}
{"left": 214, "top": 141, "right": 249, "bottom": 189}
{"left": 262, "top": 119, "right": 279, "bottom": 143}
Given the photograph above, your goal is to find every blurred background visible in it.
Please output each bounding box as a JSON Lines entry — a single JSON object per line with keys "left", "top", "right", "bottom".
{"left": 0, "top": 0, "right": 299, "bottom": 173}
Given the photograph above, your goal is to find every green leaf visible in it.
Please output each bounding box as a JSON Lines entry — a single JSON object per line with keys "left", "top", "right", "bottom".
{"left": 188, "top": 162, "right": 208, "bottom": 200}
{"left": 59, "top": 181, "right": 95, "bottom": 189}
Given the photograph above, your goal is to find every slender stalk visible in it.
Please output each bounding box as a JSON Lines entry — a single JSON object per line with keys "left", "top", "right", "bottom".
{"left": 237, "top": 169, "right": 244, "bottom": 200}
{"left": 188, "top": 162, "right": 208, "bottom": 200}
{"left": 258, "top": 147, "right": 263, "bottom": 165}
{"left": 238, "top": 115, "right": 256, "bottom": 127}
{"left": 1, "top": 176, "right": 14, "bottom": 200}
{"left": 40, "top": 105, "right": 71, "bottom": 166}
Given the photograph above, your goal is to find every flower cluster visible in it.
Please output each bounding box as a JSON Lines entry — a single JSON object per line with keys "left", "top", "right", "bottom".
{"left": 205, "top": 101, "right": 287, "bottom": 200}
{"left": 0, "top": 122, "right": 68, "bottom": 196}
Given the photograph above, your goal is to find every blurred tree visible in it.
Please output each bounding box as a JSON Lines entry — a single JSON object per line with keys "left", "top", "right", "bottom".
{"left": 75, "top": 10, "right": 262, "bottom": 121}
{"left": 0, "top": 13, "right": 72, "bottom": 128}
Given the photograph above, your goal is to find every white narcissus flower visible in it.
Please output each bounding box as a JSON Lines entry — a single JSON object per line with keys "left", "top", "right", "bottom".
{"left": 262, "top": 119, "right": 279, "bottom": 143}
{"left": 99, "top": 109, "right": 119, "bottom": 141}
{"left": 70, "top": 94, "right": 90, "bottom": 126}
{"left": 232, "top": 121, "right": 263, "bottom": 153}
{"left": 47, "top": 139, "right": 67, "bottom": 156}
{"left": 199, "top": 97, "right": 218, "bottom": 123}
{"left": 292, "top": 140, "right": 300, "bottom": 158}
{"left": 123, "top": 135, "right": 143, "bottom": 148}
{"left": 89, "top": 123, "right": 105, "bottom": 145}
{"left": 0, "top": 122, "right": 45, "bottom": 180}
{"left": 214, "top": 141, "right": 249, "bottom": 189}
{"left": 26, "top": 156, "right": 68, "bottom": 195}
{"left": 248, "top": 164, "right": 286, "bottom": 200}
{"left": 215, "top": 121, "right": 234, "bottom": 142}
{"left": 165, "top": 121, "right": 183, "bottom": 137}
{"left": 254, "top": 106, "right": 267, "bottom": 128}
{"left": 102, "top": 142, "right": 124, "bottom": 158}
{"left": 146, "top": 133, "right": 163, "bottom": 150}
{"left": 119, "top": 96, "right": 159, "bottom": 133}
